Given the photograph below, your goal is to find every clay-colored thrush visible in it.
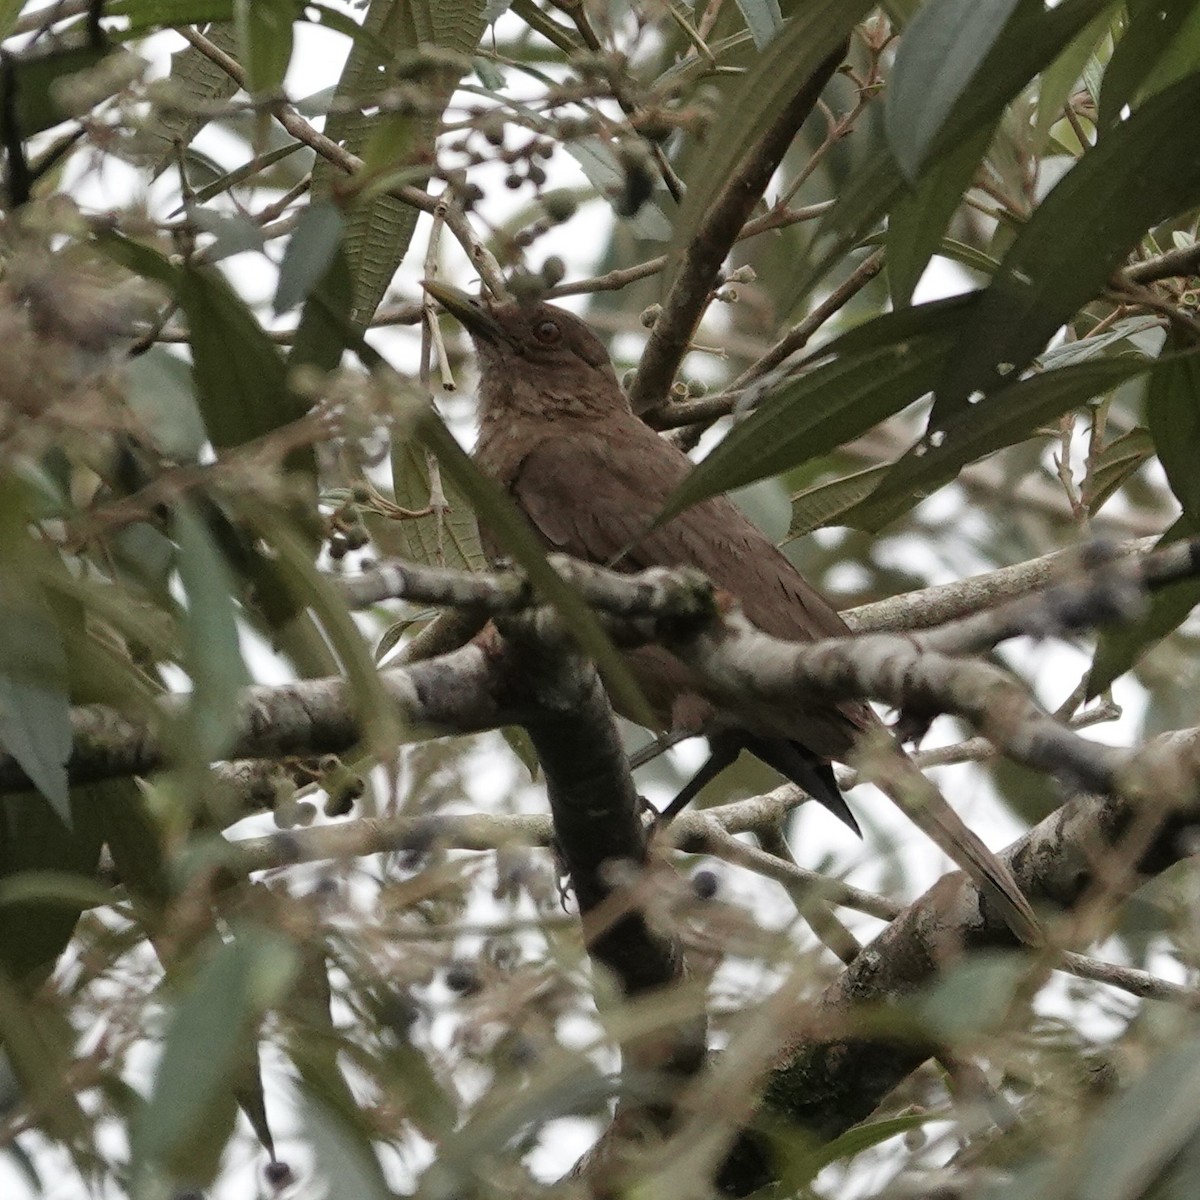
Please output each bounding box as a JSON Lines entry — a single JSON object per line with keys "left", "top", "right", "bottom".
{"left": 425, "top": 282, "right": 1039, "bottom": 944}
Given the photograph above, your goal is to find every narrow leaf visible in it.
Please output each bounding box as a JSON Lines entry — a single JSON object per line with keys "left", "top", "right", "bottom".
{"left": 934, "top": 70, "right": 1200, "bottom": 427}
{"left": 1034, "top": 6, "right": 1114, "bottom": 150}
{"left": 1098, "top": 0, "right": 1200, "bottom": 127}
{"left": 109, "top": 1, "right": 234, "bottom": 26}
{"left": 234, "top": 0, "right": 296, "bottom": 96}
{"left": 237, "top": 498, "right": 404, "bottom": 756}
{"left": 0, "top": 624, "right": 71, "bottom": 822}
{"left": 1085, "top": 426, "right": 1154, "bottom": 514}
{"left": 177, "top": 265, "right": 314, "bottom": 470}
{"left": 733, "top": 0, "right": 783, "bottom": 50}
{"left": 792, "top": 149, "right": 907, "bottom": 310}
{"left": 124, "top": 347, "right": 207, "bottom": 463}
{"left": 313, "top": 0, "right": 487, "bottom": 325}
{"left": 885, "top": 0, "right": 1021, "bottom": 179}
{"left": 918, "top": 0, "right": 1119, "bottom": 168}
{"left": 658, "top": 295, "right": 981, "bottom": 522}
{"left": 386, "top": 440, "right": 487, "bottom": 573}
{"left": 131, "top": 22, "right": 241, "bottom": 174}
{"left": 844, "top": 357, "right": 1149, "bottom": 531}
{"left": 787, "top": 464, "right": 891, "bottom": 540}
{"left": 1147, "top": 329, "right": 1200, "bottom": 524}
{"left": 1075, "top": 1031, "right": 1200, "bottom": 1200}
{"left": 1090, "top": 517, "right": 1200, "bottom": 694}
{"left": 291, "top": 240, "right": 355, "bottom": 372}
{"left": 887, "top": 124, "right": 993, "bottom": 306}
{"left": 0, "top": 482, "right": 70, "bottom": 821}
{"left": 10, "top": 42, "right": 114, "bottom": 137}
{"left": 301, "top": 1094, "right": 391, "bottom": 1200}
{"left": 133, "top": 928, "right": 297, "bottom": 1172}
{"left": 172, "top": 504, "right": 250, "bottom": 764}
{"left": 275, "top": 201, "right": 345, "bottom": 314}
{"left": 0, "top": 782, "right": 114, "bottom": 986}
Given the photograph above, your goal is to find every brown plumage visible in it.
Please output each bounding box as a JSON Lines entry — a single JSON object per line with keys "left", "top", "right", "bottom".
{"left": 426, "top": 282, "right": 1039, "bottom": 943}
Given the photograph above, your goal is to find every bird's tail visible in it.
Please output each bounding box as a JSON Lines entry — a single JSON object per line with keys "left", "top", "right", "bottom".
{"left": 657, "top": 731, "right": 861, "bottom": 836}
{"left": 747, "top": 736, "right": 861, "bottom": 837}
{"left": 868, "top": 747, "right": 1042, "bottom": 946}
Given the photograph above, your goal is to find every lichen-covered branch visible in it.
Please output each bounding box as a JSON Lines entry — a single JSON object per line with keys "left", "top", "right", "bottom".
{"left": 710, "top": 735, "right": 1200, "bottom": 1194}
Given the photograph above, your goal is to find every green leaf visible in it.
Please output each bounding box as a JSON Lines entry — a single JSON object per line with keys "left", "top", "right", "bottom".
{"left": 124, "top": 347, "right": 208, "bottom": 462}
{"left": 0, "top": 483, "right": 70, "bottom": 822}
{"left": 914, "top": 0, "right": 1119, "bottom": 169}
{"left": 733, "top": 0, "right": 783, "bottom": 50}
{"left": 177, "top": 264, "right": 313, "bottom": 463}
{"left": 1098, "top": 0, "right": 1200, "bottom": 127}
{"left": 274, "top": 201, "right": 346, "bottom": 314}
{"left": 313, "top": 0, "right": 488, "bottom": 325}
{"left": 887, "top": 124, "right": 993, "bottom": 306}
{"left": 290, "top": 239, "right": 355, "bottom": 372}
{"left": 657, "top": 295, "right": 981, "bottom": 522}
{"left": 786, "top": 464, "right": 891, "bottom": 540}
{"left": 0, "top": 618, "right": 71, "bottom": 823}
{"left": 666, "top": 0, "right": 874, "bottom": 281}
{"left": 792, "top": 149, "right": 908, "bottom": 310}
{"left": 0, "top": 870, "right": 116, "bottom": 913}
{"left": 1147, "top": 329, "right": 1200, "bottom": 524}
{"left": 1085, "top": 425, "right": 1154, "bottom": 514}
{"left": 102, "top": 235, "right": 312, "bottom": 462}
{"left": 802, "top": 0, "right": 1116, "bottom": 306}
{"left": 0, "top": 1, "right": 24, "bottom": 41}
{"left": 237, "top": 498, "right": 404, "bottom": 756}
{"left": 9, "top": 41, "right": 114, "bottom": 137}
{"left": 234, "top": 0, "right": 297, "bottom": 96}
{"left": 301, "top": 1093, "right": 392, "bottom": 1200}
{"left": 1038, "top": 315, "right": 1162, "bottom": 370}
{"left": 1073, "top": 1031, "right": 1200, "bottom": 1200}
{"left": 885, "top": 0, "right": 1021, "bottom": 180}
{"left": 1034, "top": 5, "right": 1114, "bottom": 151}
{"left": 843, "top": 357, "right": 1150, "bottom": 532}
{"left": 101, "top": 784, "right": 172, "bottom": 913}
{"left": 0, "top": 782, "right": 117, "bottom": 987}
{"left": 1090, "top": 517, "right": 1200, "bottom": 695}
{"left": 565, "top": 138, "right": 672, "bottom": 241}
{"left": 133, "top": 927, "right": 297, "bottom": 1182}
{"left": 0, "top": 969, "right": 89, "bottom": 1144}
{"left": 109, "top": 0, "right": 234, "bottom": 27}
{"left": 775, "top": 1111, "right": 940, "bottom": 1192}
{"left": 386, "top": 440, "right": 487, "bottom": 573}
{"left": 129, "top": 22, "right": 240, "bottom": 174}
{"left": 176, "top": 140, "right": 306, "bottom": 211}
{"left": 172, "top": 504, "right": 250, "bottom": 765}
{"left": 933, "top": 70, "right": 1200, "bottom": 427}
{"left": 915, "top": 951, "right": 1027, "bottom": 1038}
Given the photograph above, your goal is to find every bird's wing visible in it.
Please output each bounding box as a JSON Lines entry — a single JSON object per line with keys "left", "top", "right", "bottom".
{"left": 509, "top": 426, "right": 848, "bottom": 643}
{"left": 508, "top": 426, "right": 872, "bottom": 757}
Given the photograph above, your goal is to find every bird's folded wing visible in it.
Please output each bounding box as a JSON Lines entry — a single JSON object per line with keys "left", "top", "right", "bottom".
{"left": 509, "top": 429, "right": 850, "bottom": 642}
{"left": 508, "top": 428, "right": 873, "bottom": 755}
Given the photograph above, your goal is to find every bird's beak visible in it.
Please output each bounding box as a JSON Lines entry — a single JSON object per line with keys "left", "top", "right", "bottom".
{"left": 422, "top": 280, "right": 506, "bottom": 343}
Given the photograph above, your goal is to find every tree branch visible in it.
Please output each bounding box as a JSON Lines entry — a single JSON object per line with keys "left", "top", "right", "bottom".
{"left": 712, "top": 740, "right": 1200, "bottom": 1193}
{"left": 626, "top": 44, "right": 848, "bottom": 414}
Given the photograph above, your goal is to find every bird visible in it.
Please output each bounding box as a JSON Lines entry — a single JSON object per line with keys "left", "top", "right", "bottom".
{"left": 424, "top": 281, "right": 1040, "bottom": 945}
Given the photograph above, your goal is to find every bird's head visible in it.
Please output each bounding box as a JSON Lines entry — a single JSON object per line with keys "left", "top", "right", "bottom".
{"left": 423, "top": 281, "right": 626, "bottom": 416}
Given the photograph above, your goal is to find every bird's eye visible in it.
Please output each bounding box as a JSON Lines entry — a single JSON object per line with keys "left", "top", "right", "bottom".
{"left": 534, "top": 319, "right": 561, "bottom": 344}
